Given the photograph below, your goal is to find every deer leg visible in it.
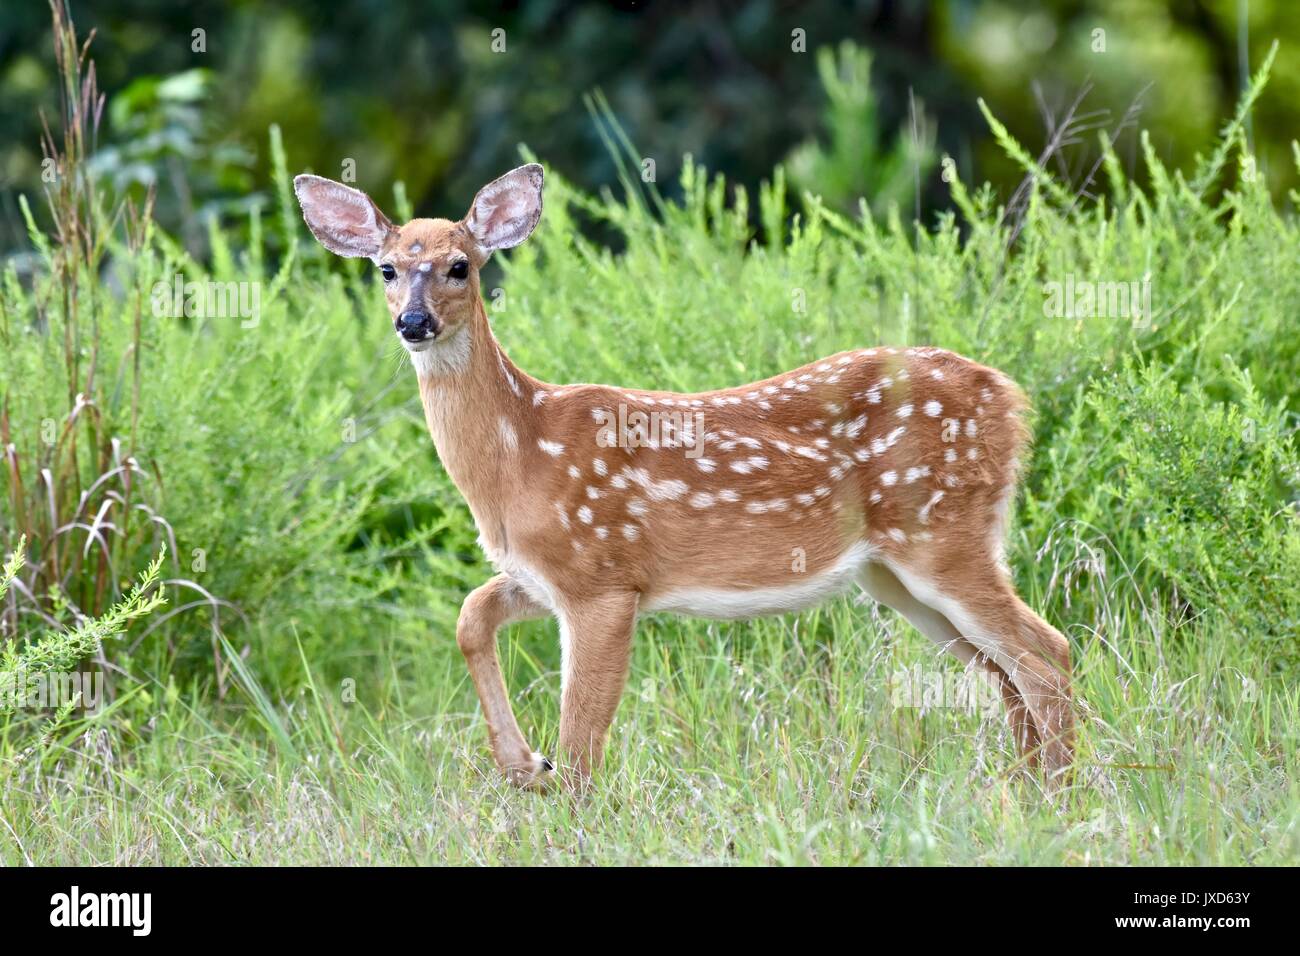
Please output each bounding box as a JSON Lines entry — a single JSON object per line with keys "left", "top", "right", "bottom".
{"left": 888, "top": 563, "right": 1075, "bottom": 786}
{"left": 555, "top": 591, "right": 640, "bottom": 788}
{"left": 457, "top": 573, "right": 553, "bottom": 790}
{"left": 1005, "top": 594, "right": 1075, "bottom": 780}
{"left": 860, "top": 563, "right": 1041, "bottom": 764}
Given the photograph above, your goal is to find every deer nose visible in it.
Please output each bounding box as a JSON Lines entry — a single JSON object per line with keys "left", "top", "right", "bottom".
{"left": 397, "top": 310, "right": 434, "bottom": 341}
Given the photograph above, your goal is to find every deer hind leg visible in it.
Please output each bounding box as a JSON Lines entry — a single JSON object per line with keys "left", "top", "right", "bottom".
{"left": 457, "top": 573, "right": 554, "bottom": 790}
{"left": 556, "top": 591, "right": 640, "bottom": 788}
{"left": 860, "top": 563, "right": 1041, "bottom": 763}
{"left": 887, "top": 561, "right": 1075, "bottom": 785}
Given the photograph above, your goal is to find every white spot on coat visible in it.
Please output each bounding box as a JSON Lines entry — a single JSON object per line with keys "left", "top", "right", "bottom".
{"left": 919, "top": 490, "right": 945, "bottom": 523}
{"left": 498, "top": 417, "right": 517, "bottom": 452}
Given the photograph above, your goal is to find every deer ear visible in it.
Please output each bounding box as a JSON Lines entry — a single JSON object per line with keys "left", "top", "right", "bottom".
{"left": 464, "top": 163, "right": 543, "bottom": 256}
{"left": 293, "top": 174, "right": 393, "bottom": 258}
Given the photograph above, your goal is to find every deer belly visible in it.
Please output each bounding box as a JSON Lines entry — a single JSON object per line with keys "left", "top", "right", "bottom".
{"left": 642, "top": 541, "right": 876, "bottom": 620}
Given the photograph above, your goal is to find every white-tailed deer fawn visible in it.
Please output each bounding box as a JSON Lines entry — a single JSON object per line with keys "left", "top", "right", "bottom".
{"left": 294, "top": 164, "right": 1075, "bottom": 790}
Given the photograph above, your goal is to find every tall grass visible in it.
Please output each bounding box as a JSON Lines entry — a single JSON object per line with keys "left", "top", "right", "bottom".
{"left": 0, "top": 6, "right": 1296, "bottom": 864}
{"left": 1, "top": 0, "right": 155, "bottom": 629}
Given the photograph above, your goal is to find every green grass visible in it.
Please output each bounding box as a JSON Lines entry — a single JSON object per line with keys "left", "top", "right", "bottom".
{"left": 1, "top": 50, "right": 1298, "bottom": 864}
{"left": 2, "top": 599, "right": 1297, "bottom": 865}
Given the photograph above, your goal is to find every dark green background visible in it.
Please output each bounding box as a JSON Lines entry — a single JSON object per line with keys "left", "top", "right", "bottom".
{"left": 1, "top": 0, "right": 1296, "bottom": 254}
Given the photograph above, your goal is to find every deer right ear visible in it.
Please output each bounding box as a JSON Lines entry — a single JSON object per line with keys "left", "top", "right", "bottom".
{"left": 293, "top": 174, "right": 393, "bottom": 258}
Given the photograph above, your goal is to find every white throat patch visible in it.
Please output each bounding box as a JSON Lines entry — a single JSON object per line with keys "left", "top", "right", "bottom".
{"left": 408, "top": 324, "right": 472, "bottom": 378}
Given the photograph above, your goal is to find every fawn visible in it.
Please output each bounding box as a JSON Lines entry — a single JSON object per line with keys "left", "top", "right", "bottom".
{"left": 294, "top": 164, "right": 1075, "bottom": 790}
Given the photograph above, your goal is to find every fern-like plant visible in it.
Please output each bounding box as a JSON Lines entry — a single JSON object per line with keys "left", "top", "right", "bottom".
{"left": 0, "top": 538, "right": 165, "bottom": 721}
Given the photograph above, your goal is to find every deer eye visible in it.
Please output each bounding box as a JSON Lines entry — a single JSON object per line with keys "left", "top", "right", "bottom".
{"left": 448, "top": 260, "right": 469, "bottom": 280}
{"left": 380, "top": 264, "right": 396, "bottom": 282}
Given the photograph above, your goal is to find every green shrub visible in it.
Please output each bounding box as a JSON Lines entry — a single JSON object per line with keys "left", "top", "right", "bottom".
{"left": 1085, "top": 361, "right": 1297, "bottom": 669}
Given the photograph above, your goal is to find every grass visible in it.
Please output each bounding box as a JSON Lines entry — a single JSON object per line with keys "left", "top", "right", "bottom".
{"left": 0, "top": 11, "right": 1297, "bottom": 866}
{"left": 3, "top": 599, "right": 1296, "bottom": 865}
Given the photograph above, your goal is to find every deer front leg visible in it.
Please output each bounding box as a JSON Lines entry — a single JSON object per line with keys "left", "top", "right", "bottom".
{"left": 457, "top": 574, "right": 552, "bottom": 789}
{"left": 556, "top": 591, "right": 640, "bottom": 788}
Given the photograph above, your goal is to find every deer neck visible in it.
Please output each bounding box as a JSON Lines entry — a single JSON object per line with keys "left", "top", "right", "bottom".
{"left": 415, "top": 305, "right": 538, "bottom": 543}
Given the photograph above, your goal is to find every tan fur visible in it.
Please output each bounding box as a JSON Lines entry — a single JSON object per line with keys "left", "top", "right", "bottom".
{"left": 295, "top": 167, "right": 1075, "bottom": 791}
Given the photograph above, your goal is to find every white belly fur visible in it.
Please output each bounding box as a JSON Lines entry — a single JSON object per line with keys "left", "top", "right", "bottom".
{"left": 486, "top": 536, "right": 879, "bottom": 623}
{"left": 641, "top": 541, "right": 878, "bottom": 620}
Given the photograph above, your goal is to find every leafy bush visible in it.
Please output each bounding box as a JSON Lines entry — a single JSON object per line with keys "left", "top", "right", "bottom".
{"left": 1080, "top": 361, "right": 1298, "bottom": 669}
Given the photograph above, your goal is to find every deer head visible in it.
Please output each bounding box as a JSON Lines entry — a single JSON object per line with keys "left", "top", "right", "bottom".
{"left": 293, "top": 164, "right": 543, "bottom": 371}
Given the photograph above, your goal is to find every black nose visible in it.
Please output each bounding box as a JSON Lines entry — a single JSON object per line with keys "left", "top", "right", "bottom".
{"left": 397, "top": 310, "right": 433, "bottom": 341}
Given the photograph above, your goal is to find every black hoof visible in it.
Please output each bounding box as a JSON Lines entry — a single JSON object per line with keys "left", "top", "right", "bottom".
{"left": 541, "top": 757, "right": 555, "bottom": 771}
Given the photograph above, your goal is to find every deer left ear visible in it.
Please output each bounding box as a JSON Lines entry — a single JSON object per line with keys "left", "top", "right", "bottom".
{"left": 464, "top": 163, "right": 544, "bottom": 256}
